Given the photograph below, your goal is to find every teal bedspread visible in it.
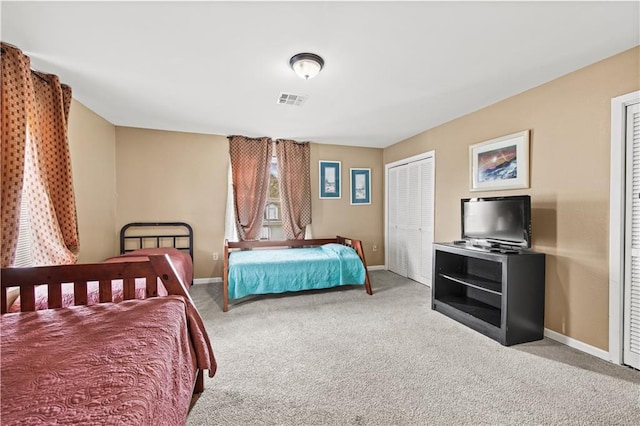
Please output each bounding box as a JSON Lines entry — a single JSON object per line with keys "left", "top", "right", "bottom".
{"left": 227, "top": 243, "right": 366, "bottom": 300}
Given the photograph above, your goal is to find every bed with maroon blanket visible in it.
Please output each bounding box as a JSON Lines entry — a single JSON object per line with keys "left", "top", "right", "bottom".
{"left": 0, "top": 255, "right": 216, "bottom": 425}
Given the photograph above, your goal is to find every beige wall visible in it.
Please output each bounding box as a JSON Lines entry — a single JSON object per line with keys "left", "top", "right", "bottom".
{"left": 383, "top": 46, "right": 640, "bottom": 350}
{"left": 114, "top": 130, "right": 386, "bottom": 279}
{"left": 67, "top": 99, "right": 117, "bottom": 263}
{"left": 310, "top": 143, "right": 384, "bottom": 266}
{"left": 115, "top": 127, "right": 228, "bottom": 279}
{"left": 67, "top": 46, "right": 638, "bottom": 351}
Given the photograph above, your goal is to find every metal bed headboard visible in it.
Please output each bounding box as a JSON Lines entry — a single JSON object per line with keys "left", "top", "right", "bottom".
{"left": 119, "top": 222, "right": 194, "bottom": 260}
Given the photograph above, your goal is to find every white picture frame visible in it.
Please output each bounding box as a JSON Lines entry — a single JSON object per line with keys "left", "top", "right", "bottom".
{"left": 469, "top": 130, "right": 530, "bottom": 192}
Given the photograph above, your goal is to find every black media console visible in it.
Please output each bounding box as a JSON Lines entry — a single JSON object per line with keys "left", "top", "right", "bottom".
{"left": 432, "top": 243, "right": 545, "bottom": 346}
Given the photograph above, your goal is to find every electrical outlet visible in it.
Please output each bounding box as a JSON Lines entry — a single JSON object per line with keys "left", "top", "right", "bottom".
{"left": 372, "top": 244, "right": 378, "bottom": 252}
{"left": 212, "top": 252, "right": 219, "bottom": 261}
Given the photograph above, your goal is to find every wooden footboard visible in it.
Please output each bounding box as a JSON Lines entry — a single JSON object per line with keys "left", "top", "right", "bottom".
{"left": 1, "top": 254, "right": 190, "bottom": 313}
{"left": 223, "top": 236, "right": 372, "bottom": 312}
{"left": 0, "top": 254, "right": 209, "bottom": 394}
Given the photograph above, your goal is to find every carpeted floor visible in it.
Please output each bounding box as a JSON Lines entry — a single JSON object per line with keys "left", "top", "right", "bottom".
{"left": 187, "top": 271, "right": 640, "bottom": 425}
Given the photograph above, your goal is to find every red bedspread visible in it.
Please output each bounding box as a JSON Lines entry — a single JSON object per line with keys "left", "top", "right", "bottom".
{"left": 1, "top": 295, "right": 216, "bottom": 425}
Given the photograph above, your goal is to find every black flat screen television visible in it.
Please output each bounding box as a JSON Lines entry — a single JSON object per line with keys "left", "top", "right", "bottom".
{"left": 461, "top": 195, "right": 531, "bottom": 249}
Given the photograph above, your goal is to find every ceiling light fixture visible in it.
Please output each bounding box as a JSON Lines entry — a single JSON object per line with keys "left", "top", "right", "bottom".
{"left": 289, "top": 52, "right": 324, "bottom": 80}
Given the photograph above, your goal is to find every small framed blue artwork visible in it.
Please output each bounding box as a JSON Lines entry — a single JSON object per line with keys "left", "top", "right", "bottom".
{"left": 350, "top": 168, "right": 371, "bottom": 205}
{"left": 319, "top": 160, "right": 341, "bottom": 199}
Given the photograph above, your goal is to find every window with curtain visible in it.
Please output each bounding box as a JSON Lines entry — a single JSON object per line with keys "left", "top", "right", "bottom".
{"left": 262, "top": 153, "right": 285, "bottom": 240}
{"left": 225, "top": 136, "right": 311, "bottom": 242}
{"left": 1, "top": 43, "right": 79, "bottom": 267}
{"left": 227, "top": 135, "right": 273, "bottom": 241}
{"left": 12, "top": 129, "right": 35, "bottom": 267}
{"left": 276, "top": 139, "right": 311, "bottom": 240}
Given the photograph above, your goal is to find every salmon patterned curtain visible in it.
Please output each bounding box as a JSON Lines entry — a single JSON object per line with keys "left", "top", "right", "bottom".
{"left": 276, "top": 139, "right": 311, "bottom": 239}
{"left": 1, "top": 43, "right": 79, "bottom": 267}
{"left": 228, "top": 135, "right": 273, "bottom": 241}
{"left": 1, "top": 44, "right": 29, "bottom": 266}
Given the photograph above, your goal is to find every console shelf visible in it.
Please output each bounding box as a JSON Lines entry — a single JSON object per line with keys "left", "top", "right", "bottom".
{"left": 432, "top": 243, "right": 545, "bottom": 346}
{"left": 439, "top": 272, "right": 502, "bottom": 295}
{"left": 436, "top": 294, "right": 502, "bottom": 327}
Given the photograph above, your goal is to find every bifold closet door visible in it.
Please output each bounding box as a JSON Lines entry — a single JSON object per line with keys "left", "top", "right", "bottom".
{"left": 388, "top": 166, "right": 408, "bottom": 277}
{"left": 624, "top": 101, "right": 640, "bottom": 370}
{"left": 406, "top": 159, "right": 434, "bottom": 285}
{"left": 387, "top": 155, "right": 434, "bottom": 286}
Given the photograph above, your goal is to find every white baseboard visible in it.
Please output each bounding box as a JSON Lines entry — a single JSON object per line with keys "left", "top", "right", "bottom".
{"left": 368, "top": 265, "right": 385, "bottom": 271}
{"left": 544, "top": 328, "right": 610, "bottom": 362}
{"left": 189, "top": 278, "right": 613, "bottom": 362}
{"left": 192, "top": 277, "right": 222, "bottom": 285}
{"left": 194, "top": 276, "right": 611, "bottom": 362}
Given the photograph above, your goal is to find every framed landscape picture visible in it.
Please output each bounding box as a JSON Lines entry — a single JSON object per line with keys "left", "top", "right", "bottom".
{"left": 319, "top": 160, "right": 341, "bottom": 199}
{"left": 469, "top": 130, "right": 530, "bottom": 192}
{"left": 350, "top": 168, "right": 371, "bottom": 205}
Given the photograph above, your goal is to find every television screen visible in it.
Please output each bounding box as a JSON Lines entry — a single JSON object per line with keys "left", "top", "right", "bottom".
{"left": 461, "top": 195, "right": 531, "bottom": 248}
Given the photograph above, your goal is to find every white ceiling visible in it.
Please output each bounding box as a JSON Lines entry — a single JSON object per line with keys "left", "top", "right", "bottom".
{"left": 2, "top": 1, "right": 639, "bottom": 148}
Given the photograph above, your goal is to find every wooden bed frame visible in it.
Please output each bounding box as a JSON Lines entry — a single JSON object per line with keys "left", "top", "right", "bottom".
{"left": 1, "top": 254, "right": 209, "bottom": 394}
{"left": 223, "top": 236, "right": 373, "bottom": 312}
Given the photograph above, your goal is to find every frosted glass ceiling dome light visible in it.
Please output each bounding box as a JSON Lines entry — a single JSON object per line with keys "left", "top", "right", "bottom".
{"left": 289, "top": 53, "right": 324, "bottom": 80}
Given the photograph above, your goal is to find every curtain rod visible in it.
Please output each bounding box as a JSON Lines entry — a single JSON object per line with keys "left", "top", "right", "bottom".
{"left": 0, "top": 43, "right": 59, "bottom": 85}
{"left": 227, "top": 135, "right": 308, "bottom": 145}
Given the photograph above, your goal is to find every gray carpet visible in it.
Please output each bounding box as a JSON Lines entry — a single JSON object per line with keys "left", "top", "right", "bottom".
{"left": 187, "top": 271, "right": 640, "bottom": 425}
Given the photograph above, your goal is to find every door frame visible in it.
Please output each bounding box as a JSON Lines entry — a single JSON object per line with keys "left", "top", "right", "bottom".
{"left": 609, "top": 90, "right": 640, "bottom": 365}
{"left": 384, "top": 150, "right": 436, "bottom": 270}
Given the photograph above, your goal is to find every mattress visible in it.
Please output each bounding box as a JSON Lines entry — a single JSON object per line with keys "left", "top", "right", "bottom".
{"left": 228, "top": 243, "right": 366, "bottom": 299}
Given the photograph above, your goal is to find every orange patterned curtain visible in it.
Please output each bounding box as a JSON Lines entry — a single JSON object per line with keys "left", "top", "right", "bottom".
{"left": 275, "top": 140, "right": 311, "bottom": 239}
{"left": 228, "top": 135, "right": 273, "bottom": 241}
{"left": 0, "top": 43, "right": 79, "bottom": 267}
{"left": 1, "top": 44, "right": 30, "bottom": 266}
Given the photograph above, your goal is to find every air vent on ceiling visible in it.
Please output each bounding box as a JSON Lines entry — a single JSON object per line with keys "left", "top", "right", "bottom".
{"left": 277, "top": 92, "right": 307, "bottom": 106}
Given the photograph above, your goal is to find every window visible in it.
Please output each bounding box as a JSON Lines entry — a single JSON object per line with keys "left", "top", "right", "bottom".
{"left": 12, "top": 127, "right": 34, "bottom": 267}
{"left": 13, "top": 191, "right": 33, "bottom": 267}
{"left": 262, "top": 154, "right": 285, "bottom": 240}
{"left": 1, "top": 44, "right": 79, "bottom": 267}
{"left": 226, "top": 136, "right": 310, "bottom": 242}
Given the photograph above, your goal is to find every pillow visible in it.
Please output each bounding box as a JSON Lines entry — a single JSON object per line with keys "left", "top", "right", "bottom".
{"left": 321, "top": 243, "right": 357, "bottom": 257}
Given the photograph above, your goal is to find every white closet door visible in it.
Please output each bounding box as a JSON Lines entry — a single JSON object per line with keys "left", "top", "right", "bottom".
{"left": 388, "top": 167, "right": 400, "bottom": 274}
{"left": 388, "top": 166, "right": 407, "bottom": 276}
{"left": 624, "top": 102, "right": 640, "bottom": 369}
{"left": 394, "top": 166, "right": 409, "bottom": 277}
{"left": 406, "top": 162, "right": 423, "bottom": 282}
{"left": 420, "top": 158, "right": 435, "bottom": 283}
{"left": 387, "top": 154, "right": 434, "bottom": 285}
